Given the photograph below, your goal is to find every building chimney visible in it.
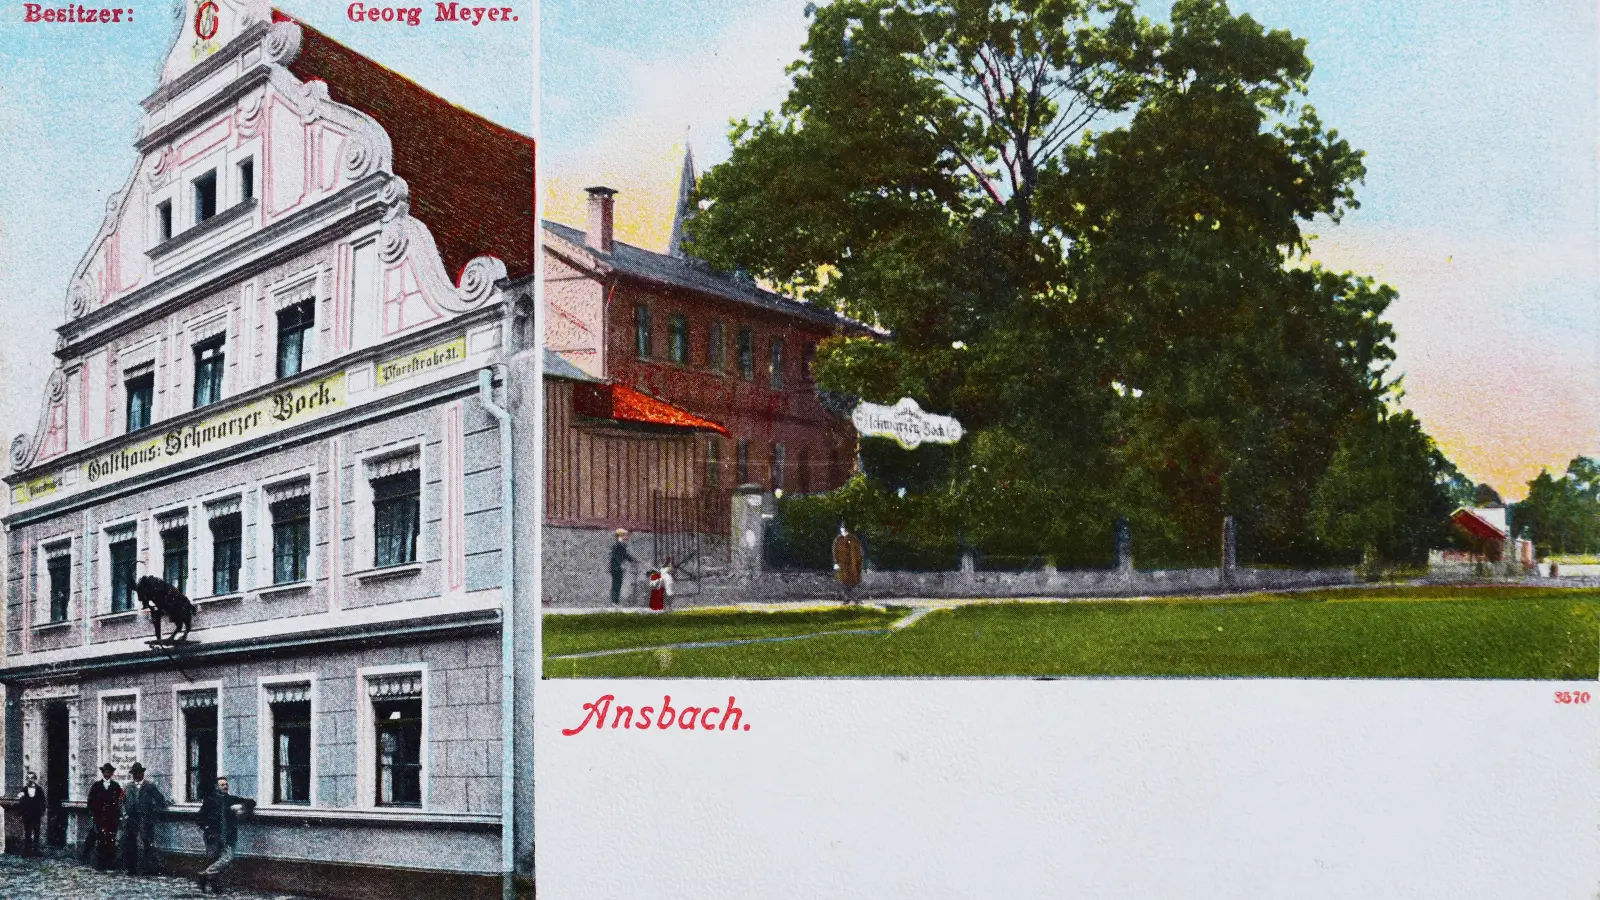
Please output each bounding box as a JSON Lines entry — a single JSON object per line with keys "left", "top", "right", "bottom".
{"left": 585, "top": 186, "right": 617, "bottom": 253}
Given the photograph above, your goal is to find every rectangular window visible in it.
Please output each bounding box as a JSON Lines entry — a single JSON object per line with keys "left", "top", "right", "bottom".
{"left": 769, "top": 337, "right": 786, "bottom": 390}
{"left": 373, "top": 470, "right": 421, "bottom": 568}
{"left": 802, "top": 342, "right": 817, "bottom": 384}
{"left": 798, "top": 449, "right": 812, "bottom": 494}
{"left": 193, "top": 335, "right": 225, "bottom": 408}
{"left": 772, "top": 443, "right": 786, "bottom": 490}
{"left": 238, "top": 158, "right": 254, "bottom": 203}
{"left": 737, "top": 328, "right": 754, "bottom": 380}
{"left": 706, "top": 438, "right": 720, "bottom": 489}
{"left": 271, "top": 696, "right": 312, "bottom": 806}
{"left": 108, "top": 527, "right": 137, "bottom": 614}
{"left": 737, "top": 438, "right": 750, "bottom": 485}
{"left": 708, "top": 322, "right": 725, "bottom": 372}
{"left": 46, "top": 544, "right": 71, "bottom": 624}
{"left": 210, "top": 512, "right": 242, "bottom": 596}
{"left": 271, "top": 494, "right": 311, "bottom": 585}
{"left": 162, "top": 526, "right": 189, "bottom": 596}
{"left": 156, "top": 200, "right": 173, "bottom": 243}
{"left": 193, "top": 170, "right": 218, "bottom": 224}
{"left": 374, "top": 694, "right": 423, "bottom": 807}
{"left": 276, "top": 299, "right": 315, "bottom": 379}
{"left": 668, "top": 314, "right": 689, "bottom": 365}
{"left": 180, "top": 692, "right": 218, "bottom": 803}
{"left": 125, "top": 371, "right": 154, "bottom": 432}
{"left": 635, "top": 304, "right": 652, "bottom": 359}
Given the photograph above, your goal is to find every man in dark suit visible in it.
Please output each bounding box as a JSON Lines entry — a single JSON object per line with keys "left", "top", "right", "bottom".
{"left": 195, "top": 776, "right": 255, "bottom": 893}
{"left": 85, "top": 762, "right": 123, "bottom": 869}
{"left": 609, "top": 528, "right": 636, "bottom": 605}
{"left": 119, "top": 761, "right": 167, "bottom": 875}
{"left": 15, "top": 770, "right": 45, "bottom": 857}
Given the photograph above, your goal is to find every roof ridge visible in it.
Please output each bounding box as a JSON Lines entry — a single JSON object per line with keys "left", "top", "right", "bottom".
{"left": 274, "top": 10, "right": 534, "bottom": 148}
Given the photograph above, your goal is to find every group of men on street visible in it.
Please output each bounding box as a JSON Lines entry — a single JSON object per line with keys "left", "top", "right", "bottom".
{"left": 11, "top": 761, "right": 256, "bottom": 893}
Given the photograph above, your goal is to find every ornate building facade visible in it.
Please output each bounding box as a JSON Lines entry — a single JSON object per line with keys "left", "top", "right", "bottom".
{"left": 0, "top": 3, "right": 536, "bottom": 896}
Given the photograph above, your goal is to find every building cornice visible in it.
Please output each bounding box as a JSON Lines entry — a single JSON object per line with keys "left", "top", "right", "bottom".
{"left": 0, "top": 605, "right": 498, "bottom": 682}
{"left": 6, "top": 309, "right": 504, "bottom": 524}
{"left": 56, "top": 173, "right": 389, "bottom": 355}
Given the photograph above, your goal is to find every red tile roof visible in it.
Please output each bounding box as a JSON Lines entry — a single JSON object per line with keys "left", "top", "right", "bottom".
{"left": 573, "top": 383, "right": 730, "bottom": 436}
{"left": 275, "top": 11, "right": 536, "bottom": 281}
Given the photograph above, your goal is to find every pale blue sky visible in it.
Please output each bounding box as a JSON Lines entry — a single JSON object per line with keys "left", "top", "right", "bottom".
{"left": 543, "top": 0, "right": 1599, "bottom": 495}
{"left": 0, "top": 0, "right": 534, "bottom": 455}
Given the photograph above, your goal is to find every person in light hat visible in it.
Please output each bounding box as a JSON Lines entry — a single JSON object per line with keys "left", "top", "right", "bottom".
{"left": 609, "top": 528, "right": 637, "bottom": 606}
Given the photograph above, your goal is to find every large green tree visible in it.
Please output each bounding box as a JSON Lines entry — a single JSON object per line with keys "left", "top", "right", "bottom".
{"left": 691, "top": 0, "right": 1456, "bottom": 566}
{"left": 1514, "top": 458, "right": 1600, "bottom": 557}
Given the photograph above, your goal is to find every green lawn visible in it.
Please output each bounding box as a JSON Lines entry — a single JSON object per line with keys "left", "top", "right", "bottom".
{"left": 542, "top": 586, "right": 1600, "bottom": 679}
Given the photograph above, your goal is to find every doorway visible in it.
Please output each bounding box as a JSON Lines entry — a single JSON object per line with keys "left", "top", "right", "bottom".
{"left": 43, "top": 703, "right": 69, "bottom": 849}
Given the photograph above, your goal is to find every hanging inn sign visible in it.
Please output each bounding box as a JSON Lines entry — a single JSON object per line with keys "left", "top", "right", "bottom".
{"left": 851, "top": 398, "right": 964, "bottom": 450}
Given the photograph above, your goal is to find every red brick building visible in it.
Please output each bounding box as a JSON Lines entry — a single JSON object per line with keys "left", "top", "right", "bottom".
{"left": 541, "top": 184, "right": 864, "bottom": 603}
{"left": 543, "top": 187, "right": 862, "bottom": 518}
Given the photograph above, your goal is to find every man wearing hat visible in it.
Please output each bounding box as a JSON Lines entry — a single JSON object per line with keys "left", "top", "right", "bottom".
{"left": 85, "top": 762, "right": 124, "bottom": 869}
{"left": 609, "top": 528, "right": 637, "bottom": 606}
{"left": 119, "top": 761, "right": 167, "bottom": 875}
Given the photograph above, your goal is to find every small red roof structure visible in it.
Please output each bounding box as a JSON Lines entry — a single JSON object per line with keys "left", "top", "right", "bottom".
{"left": 573, "top": 383, "right": 730, "bottom": 437}
{"left": 275, "top": 11, "right": 536, "bottom": 283}
{"left": 1451, "top": 507, "right": 1508, "bottom": 543}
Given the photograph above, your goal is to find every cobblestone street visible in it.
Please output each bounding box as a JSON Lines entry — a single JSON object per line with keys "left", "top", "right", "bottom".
{"left": 0, "top": 855, "right": 316, "bottom": 900}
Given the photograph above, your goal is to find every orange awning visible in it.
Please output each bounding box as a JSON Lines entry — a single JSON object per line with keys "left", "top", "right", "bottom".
{"left": 573, "top": 383, "right": 730, "bottom": 437}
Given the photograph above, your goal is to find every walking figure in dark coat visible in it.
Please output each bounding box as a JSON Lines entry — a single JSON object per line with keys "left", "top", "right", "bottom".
{"left": 135, "top": 575, "right": 194, "bottom": 644}
{"left": 15, "top": 770, "right": 45, "bottom": 858}
{"left": 195, "top": 776, "right": 255, "bottom": 894}
{"left": 119, "top": 761, "right": 167, "bottom": 875}
{"left": 85, "top": 763, "right": 123, "bottom": 869}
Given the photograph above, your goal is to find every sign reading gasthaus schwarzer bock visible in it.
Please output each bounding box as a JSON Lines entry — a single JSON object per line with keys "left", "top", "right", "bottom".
{"left": 12, "top": 372, "right": 347, "bottom": 507}
{"left": 851, "top": 397, "right": 964, "bottom": 450}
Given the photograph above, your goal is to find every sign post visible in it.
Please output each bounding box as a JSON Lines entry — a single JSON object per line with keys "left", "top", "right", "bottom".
{"left": 850, "top": 398, "right": 964, "bottom": 450}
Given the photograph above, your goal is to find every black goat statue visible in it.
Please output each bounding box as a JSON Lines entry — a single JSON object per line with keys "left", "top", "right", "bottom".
{"left": 134, "top": 575, "right": 195, "bottom": 644}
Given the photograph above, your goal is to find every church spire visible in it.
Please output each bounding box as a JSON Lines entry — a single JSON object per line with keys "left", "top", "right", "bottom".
{"left": 667, "top": 142, "right": 697, "bottom": 259}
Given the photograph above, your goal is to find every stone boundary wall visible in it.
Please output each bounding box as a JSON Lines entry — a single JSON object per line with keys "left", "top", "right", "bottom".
{"left": 542, "top": 522, "right": 1357, "bottom": 607}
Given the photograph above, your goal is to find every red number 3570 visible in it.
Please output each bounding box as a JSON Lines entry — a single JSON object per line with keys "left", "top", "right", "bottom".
{"left": 1553, "top": 691, "right": 1591, "bottom": 704}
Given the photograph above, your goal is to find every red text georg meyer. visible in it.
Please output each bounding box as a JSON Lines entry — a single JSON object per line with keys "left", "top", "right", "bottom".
{"left": 23, "top": 4, "right": 132, "bottom": 22}
{"left": 347, "top": 3, "right": 519, "bottom": 25}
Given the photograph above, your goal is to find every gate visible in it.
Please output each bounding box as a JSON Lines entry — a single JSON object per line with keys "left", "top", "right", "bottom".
{"left": 650, "top": 492, "right": 730, "bottom": 597}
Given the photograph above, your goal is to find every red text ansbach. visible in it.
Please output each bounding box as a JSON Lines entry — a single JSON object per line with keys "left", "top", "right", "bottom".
{"left": 562, "top": 694, "right": 748, "bottom": 736}
{"left": 23, "top": 5, "right": 132, "bottom": 23}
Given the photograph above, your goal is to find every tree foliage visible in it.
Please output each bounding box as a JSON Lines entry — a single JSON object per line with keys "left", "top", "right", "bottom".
{"left": 689, "top": 0, "right": 1464, "bottom": 566}
{"left": 1513, "top": 458, "right": 1600, "bottom": 557}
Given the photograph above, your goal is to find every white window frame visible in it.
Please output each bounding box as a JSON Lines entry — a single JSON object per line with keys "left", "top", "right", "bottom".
{"left": 152, "top": 504, "right": 195, "bottom": 596}
{"left": 198, "top": 491, "right": 245, "bottom": 600}
{"left": 355, "top": 663, "right": 429, "bottom": 812}
{"left": 257, "top": 469, "right": 317, "bottom": 590}
{"left": 171, "top": 680, "right": 224, "bottom": 808}
{"left": 257, "top": 674, "right": 319, "bottom": 809}
{"left": 97, "top": 689, "right": 142, "bottom": 779}
{"left": 184, "top": 308, "right": 231, "bottom": 412}
{"left": 268, "top": 269, "right": 324, "bottom": 379}
{"left": 353, "top": 442, "right": 426, "bottom": 573}
{"left": 98, "top": 517, "right": 145, "bottom": 617}
{"left": 35, "top": 536, "right": 77, "bottom": 627}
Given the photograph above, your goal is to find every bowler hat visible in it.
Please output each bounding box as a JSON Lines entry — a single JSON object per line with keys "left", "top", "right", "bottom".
{"left": 129, "top": 762, "right": 145, "bottom": 775}
{"left": 99, "top": 763, "right": 115, "bottom": 774}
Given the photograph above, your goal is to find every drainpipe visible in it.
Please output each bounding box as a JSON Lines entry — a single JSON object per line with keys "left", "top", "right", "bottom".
{"left": 477, "top": 365, "right": 516, "bottom": 900}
